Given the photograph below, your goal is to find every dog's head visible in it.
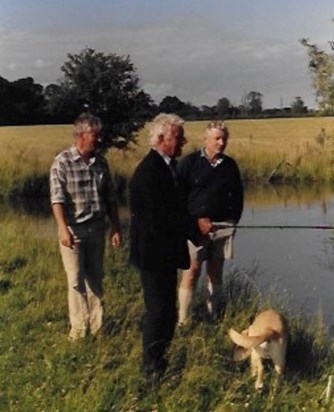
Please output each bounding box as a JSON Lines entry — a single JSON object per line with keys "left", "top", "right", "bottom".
{"left": 233, "top": 346, "right": 252, "bottom": 361}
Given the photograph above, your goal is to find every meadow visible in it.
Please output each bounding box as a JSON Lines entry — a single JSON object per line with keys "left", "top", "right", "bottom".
{"left": 1, "top": 118, "right": 334, "bottom": 411}
{"left": 1, "top": 116, "right": 334, "bottom": 199}
{"left": 1, "top": 210, "right": 334, "bottom": 412}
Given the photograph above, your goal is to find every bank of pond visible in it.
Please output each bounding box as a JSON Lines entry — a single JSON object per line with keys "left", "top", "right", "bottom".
{"left": 0, "top": 211, "right": 334, "bottom": 411}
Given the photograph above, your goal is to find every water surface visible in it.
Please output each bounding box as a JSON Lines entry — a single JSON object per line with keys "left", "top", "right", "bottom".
{"left": 229, "top": 184, "right": 334, "bottom": 328}
{"left": 6, "top": 183, "right": 334, "bottom": 329}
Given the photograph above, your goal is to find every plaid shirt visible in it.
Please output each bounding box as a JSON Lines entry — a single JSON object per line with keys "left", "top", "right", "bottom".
{"left": 50, "top": 146, "right": 116, "bottom": 225}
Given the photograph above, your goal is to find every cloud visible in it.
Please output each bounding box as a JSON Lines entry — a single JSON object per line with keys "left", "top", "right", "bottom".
{"left": 8, "top": 62, "right": 17, "bottom": 71}
{"left": 142, "top": 82, "right": 174, "bottom": 102}
{"left": 34, "top": 59, "right": 52, "bottom": 69}
{"left": 0, "top": 16, "right": 316, "bottom": 108}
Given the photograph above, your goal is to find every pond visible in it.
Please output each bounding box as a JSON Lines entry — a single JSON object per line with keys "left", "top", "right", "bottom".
{"left": 6, "top": 183, "right": 334, "bottom": 330}
{"left": 230, "top": 183, "right": 334, "bottom": 330}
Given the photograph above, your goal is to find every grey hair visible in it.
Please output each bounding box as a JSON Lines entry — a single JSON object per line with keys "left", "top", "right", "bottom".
{"left": 204, "top": 120, "right": 229, "bottom": 139}
{"left": 73, "top": 112, "right": 102, "bottom": 137}
{"left": 149, "top": 113, "right": 184, "bottom": 146}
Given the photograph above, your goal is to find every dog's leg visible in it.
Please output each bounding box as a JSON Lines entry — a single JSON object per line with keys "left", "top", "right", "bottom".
{"left": 250, "top": 351, "right": 257, "bottom": 378}
{"left": 251, "top": 351, "right": 264, "bottom": 391}
{"left": 273, "top": 364, "right": 284, "bottom": 390}
{"left": 273, "top": 358, "right": 285, "bottom": 390}
{"left": 272, "top": 344, "right": 286, "bottom": 390}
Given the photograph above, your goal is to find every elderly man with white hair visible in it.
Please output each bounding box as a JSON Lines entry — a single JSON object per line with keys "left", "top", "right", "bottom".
{"left": 129, "top": 113, "right": 190, "bottom": 381}
{"left": 177, "top": 120, "right": 243, "bottom": 325}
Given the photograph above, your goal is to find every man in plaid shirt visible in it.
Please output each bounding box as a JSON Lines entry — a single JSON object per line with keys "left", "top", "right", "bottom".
{"left": 50, "top": 112, "right": 121, "bottom": 341}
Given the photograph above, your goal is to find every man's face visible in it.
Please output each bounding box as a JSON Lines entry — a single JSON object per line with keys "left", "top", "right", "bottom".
{"left": 205, "top": 128, "right": 228, "bottom": 156}
{"left": 78, "top": 126, "right": 101, "bottom": 154}
{"left": 161, "top": 125, "right": 187, "bottom": 157}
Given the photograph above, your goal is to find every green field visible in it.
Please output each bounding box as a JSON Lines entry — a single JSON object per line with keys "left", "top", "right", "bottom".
{"left": 1, "top": 117, "right": 334, "bottom": 198}
{"left": 1, "top": 118, "right": 334, "bottom": 410}
{"left": 1, "top": 211, "right": 334, "bottom": 411}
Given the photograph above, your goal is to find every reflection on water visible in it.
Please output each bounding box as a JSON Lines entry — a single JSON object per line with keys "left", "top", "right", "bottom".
{"left": 230, "top": 183, "right": 334, "bottom": 328}
{"left": 3, "top": 183, "right": 334, "bottom": 328}
{"left": 244, "top": 182, "right": 334, "bottom": 210}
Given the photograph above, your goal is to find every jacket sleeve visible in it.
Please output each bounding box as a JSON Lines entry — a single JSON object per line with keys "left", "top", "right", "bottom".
{"left": 229, "top": 160, "right": 244, "bottom": 223}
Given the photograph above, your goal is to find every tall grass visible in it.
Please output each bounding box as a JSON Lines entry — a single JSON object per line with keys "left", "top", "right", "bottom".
{"left": 0, "top": 125, "right": 72, "bottom": 197}
{"left": 1, "top": 212, "right": 334, "bottom": 411}
{"left": 109, "top": 117, "right": 334, "bottom": 184}
{"left": 1, "top": 117, "right": 334, "bottom": 197}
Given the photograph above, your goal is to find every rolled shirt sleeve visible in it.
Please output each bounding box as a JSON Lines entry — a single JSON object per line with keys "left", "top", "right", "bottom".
{"left": 50, "top": 147, "right": 117, "bottom": 224}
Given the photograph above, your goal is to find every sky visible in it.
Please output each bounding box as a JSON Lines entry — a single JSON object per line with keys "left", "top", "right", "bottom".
{"left": 1, "top": 0, "right": 334, "bottom": 109}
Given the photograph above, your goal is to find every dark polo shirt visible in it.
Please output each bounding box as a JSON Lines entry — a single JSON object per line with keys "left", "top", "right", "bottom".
{"left": 177, "top": 149, "right": 243, "bottom": 223}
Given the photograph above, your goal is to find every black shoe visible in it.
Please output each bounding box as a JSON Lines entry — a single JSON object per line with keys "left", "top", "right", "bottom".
{"left": 141, "top": 358, "right": 168, "bottom": 385}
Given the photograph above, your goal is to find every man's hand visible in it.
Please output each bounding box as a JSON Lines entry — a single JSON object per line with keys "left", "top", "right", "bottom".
{"left": 197, "top": 217, "right": 213, "bottom": 236}
{"left": 59, "top": 226, "right": 74, "bottom": 248}
{"left": 109, "top": 231, "right": 122, "bottom": 248}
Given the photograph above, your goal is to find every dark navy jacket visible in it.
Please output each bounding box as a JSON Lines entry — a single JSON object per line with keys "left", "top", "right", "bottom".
{"left": 129, "top": 149, "right": 190, "bottom": 271}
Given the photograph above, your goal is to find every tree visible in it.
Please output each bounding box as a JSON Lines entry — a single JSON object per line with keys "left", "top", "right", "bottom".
{"left": 291, "top": 96, "right": 307, "bottom": 115}
{"left": 301, "top": 38, "right": 334, "bottom": 114}
{"left": 199, "top": 105, "right": 215, "bottom": 119}
{"left": 43, "top": 83, "right": 79, "bottom": 123}
{"left": 246, "top": 91, "right": 263, "bottom": 116}
{"left": 3, "top": 77, "right": 46, "bottom": 125}
{"left": 0, "top": 77, "right": 12, "bottom": 124}
{"left": 216, "top": 97, "right": 231, "bottom": 117}
{"left": 52, "top": 47, "right": 154, "bottom": 148}
{"left": 158, "top": 96, "right": 186, "bottom": 114}
{"left": 158, "top": 96, "right": 199, "bottom": 119}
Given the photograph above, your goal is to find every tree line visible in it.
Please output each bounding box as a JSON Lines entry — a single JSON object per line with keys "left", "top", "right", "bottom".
{"left": 0, "top": 46, "right": 319, "bottom": 149}
{"left": 158, "top": 93, "right": 309, "bottom": 121}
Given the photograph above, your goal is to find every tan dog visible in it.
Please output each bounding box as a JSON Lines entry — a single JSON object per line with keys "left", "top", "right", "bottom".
{"left": 228, "top": 309, "right": 288, "bottom": 391}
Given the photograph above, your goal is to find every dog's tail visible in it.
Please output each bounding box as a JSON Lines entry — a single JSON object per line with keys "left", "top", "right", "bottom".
{"left": 229, "top": 328, "right": 276, "bottom": 349}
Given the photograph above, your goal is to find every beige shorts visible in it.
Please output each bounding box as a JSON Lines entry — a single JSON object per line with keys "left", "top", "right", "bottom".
{"left": 188, "top": 223, "right": 236, "bottom": 263}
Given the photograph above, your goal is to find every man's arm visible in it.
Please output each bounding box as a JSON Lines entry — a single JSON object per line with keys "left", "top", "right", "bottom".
{"left": 106, "top": 200, "right": 122, "bottom": 248}
{"left": 230, "top": 161, "right": 244, "bottom": 223}
{"left": 52, "top": 203, "right": 74, "bottom": 248}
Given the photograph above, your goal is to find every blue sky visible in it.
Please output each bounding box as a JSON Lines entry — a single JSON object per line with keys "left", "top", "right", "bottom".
{"left": 1, "top": 0, "right": 334, "bottom": 108}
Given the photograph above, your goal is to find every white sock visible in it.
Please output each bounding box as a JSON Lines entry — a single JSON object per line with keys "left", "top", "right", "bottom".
{"left": 178, "top": 287, "right": 193, "bottom": 325}
{"left": 206, "top": 282, "right": 223, "bottom": 315}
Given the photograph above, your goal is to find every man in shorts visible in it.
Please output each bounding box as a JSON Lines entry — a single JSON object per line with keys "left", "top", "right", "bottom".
{"left": 177, "top": 120, "right": 243, "bottom": 324}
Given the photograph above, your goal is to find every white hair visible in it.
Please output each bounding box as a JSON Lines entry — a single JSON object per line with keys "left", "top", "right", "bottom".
{"left": 204, "top": 120, "right": 229, "bottom": 140}
{"left": 148, "top": 113, "right": 184, "bottom": 146}
{"left": 73, "top": 112, "right": 102, "bottom": 137}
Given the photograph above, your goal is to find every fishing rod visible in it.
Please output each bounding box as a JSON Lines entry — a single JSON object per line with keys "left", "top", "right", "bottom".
{"left": 211, "top": 223, "right": 334, "bottom": 230}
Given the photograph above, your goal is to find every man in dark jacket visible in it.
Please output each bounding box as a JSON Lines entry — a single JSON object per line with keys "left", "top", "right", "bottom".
{"left": 129, "top": 113, "right": 190, "bottom": 380}
{"left": 177, "top": 120, "right": 243, "bottom": 325}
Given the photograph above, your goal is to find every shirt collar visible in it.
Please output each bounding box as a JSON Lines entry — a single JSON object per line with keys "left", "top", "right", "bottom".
{"left": 200, "top": 147, "right": 224, "bottom": 167}
{"left": 154, "top": 148, "right": 173, "bottom": 166}
{"left": 71, "top": 146, "right": 96, "bottom": 165}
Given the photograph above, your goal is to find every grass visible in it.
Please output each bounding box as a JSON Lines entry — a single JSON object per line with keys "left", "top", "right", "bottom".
{"left": 1, "top": 211, "right": 334, "bottom": 411}
{"left": 1, "top": 118, "right": 334, "bottom": 410}
{"left": 0, "top": 125, "right": 72, "bottom": 198}
{"left": 107, "top": 116, "right": 334, "bottom": 185}
{"left": 1, "top": 117, "right": 334, "bottom": 198}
